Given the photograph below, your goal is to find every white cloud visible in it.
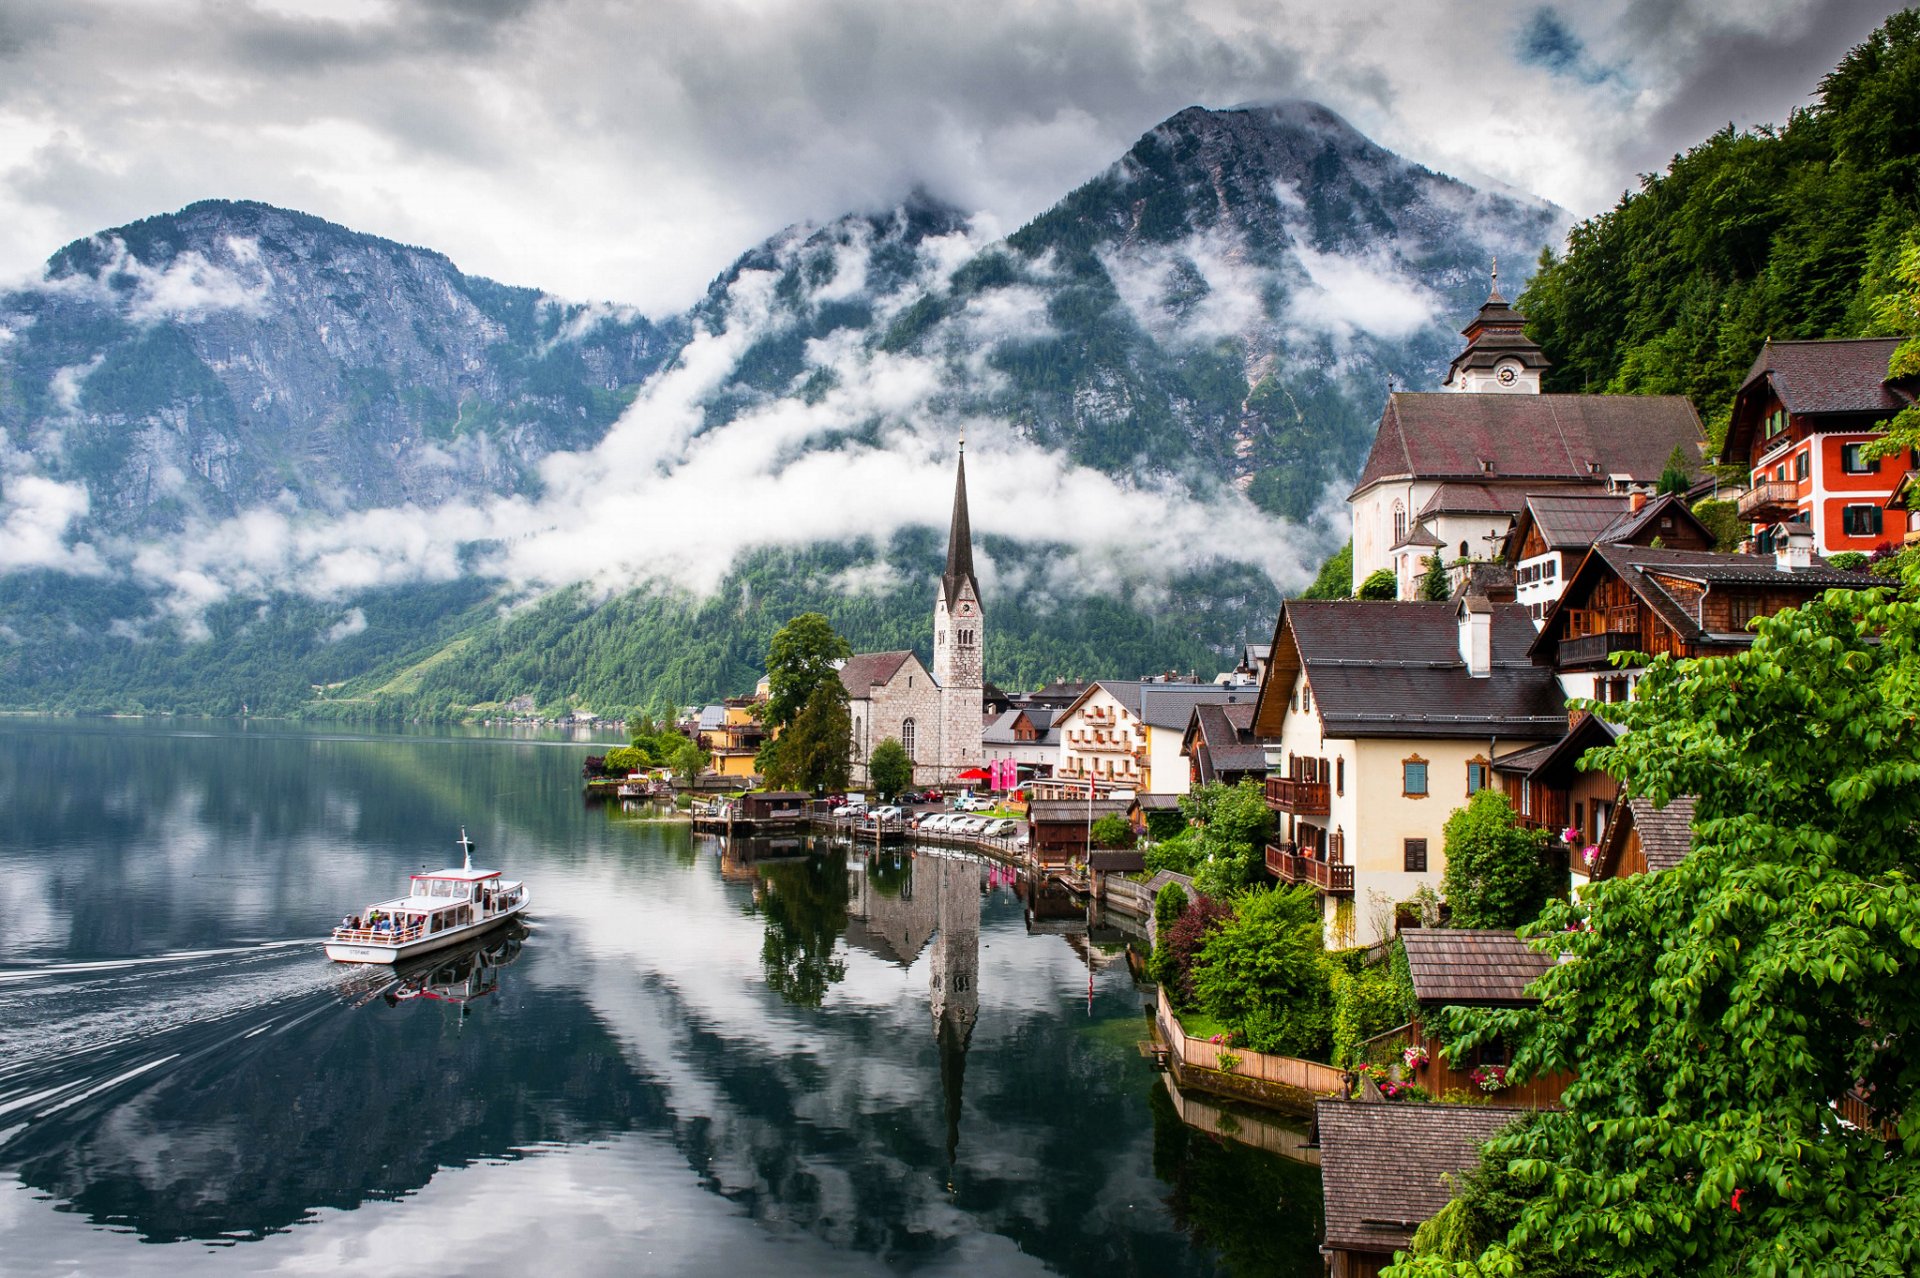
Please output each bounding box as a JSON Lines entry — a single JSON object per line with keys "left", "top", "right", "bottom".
{"left": 323, "top": 607, "right": 368, "bottom": 642}
{"left": 0, "top": 474, "right": 106, "bottom": 575}
{"left": 1286, "top": 244, "right": 1443, "bottom": 343}
{"left": 48, "top": 355, "right": 104, "bottom": 413}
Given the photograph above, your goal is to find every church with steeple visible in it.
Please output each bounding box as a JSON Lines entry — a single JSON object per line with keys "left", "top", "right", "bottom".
{"left": 839, "top": 442, "right": 986, "bottom": 786}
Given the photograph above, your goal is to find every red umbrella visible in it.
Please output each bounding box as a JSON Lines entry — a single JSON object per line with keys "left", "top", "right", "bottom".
{"left": 956, "top": 767, "right": 992, "bottom": 781}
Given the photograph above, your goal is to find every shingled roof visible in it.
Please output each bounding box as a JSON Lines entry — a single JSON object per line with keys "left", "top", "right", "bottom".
{"left": 1252, "top": 601, "right": 1566, "bottom": 741}
{"left": 1724, "top": 338, "right": 1914, "bottom": 462}
{"left": 1595, "top": 795, "right": 1699, "bottom": 879}
{"left": 1318, "top": 1100, "right": 1529, "bottom": 1256}
{"left": 838, "top": 651, "right": 916, "bottom": 696}
{"left": 1353, "top": 393, "right": 1704, "bottom": 497}
{"left": 1400, "top": 928, "right": 1555, "bottom": 1005}
{"left": 1184, "top": 701, "right": 1270, "bottom": 773}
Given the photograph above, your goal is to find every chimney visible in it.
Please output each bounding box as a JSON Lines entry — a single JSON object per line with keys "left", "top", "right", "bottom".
{"left": 1629, "top": 490, "right": 1648, "bottom": 513}
{"left": 1457, "top": 595, "right": 1492, "bottom": 678}
{"left": 1774, "top": 523, "right": 1814, "bottom": 572}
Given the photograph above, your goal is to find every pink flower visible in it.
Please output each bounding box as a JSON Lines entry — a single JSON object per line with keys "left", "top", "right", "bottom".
{"left": 1561, "top": 827, "right": 1581, "bottom": 845}
{"left": 1581, "top": 844, "right": 1599, "bottom": 866}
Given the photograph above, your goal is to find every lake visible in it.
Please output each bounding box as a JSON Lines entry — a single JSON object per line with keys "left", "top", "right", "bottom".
{"left": 0, "top": 718, "right": 1320, "bottom": 1276}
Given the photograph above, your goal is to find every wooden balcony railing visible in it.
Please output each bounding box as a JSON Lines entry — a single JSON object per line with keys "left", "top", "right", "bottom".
{"left": 1264, "top": 776, "right": 1330, "bottom": 815}
{"left": 1560, "top": 631, "right": 1643, "bottom": 667}
{"left": 1736, "top": 481, "right": 1800, "bottom": 521}
{"left": 1265, "top": 843, "right": 1354, "bottom": 893}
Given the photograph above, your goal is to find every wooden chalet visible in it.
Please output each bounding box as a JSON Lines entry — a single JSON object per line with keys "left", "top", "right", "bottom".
{"left": 1399, "top": 928, "right": 1567, "bottom": 1109}
{"left": 1591, "top": 795, "right": 1697, "bottom": 881}
{"left": 1317, "top": 1099, "right": 1530, "bottom": 1278}
{"left": 1506, "top": 491, "right": 1715, "bottom": 624}
{"left": 1530, "top": 541, "right": 1869, "bottom": 704}
{"left": 1490, "top": 710, "right": 1623, "bottom": 880}
{"left": 1179, "top": 700, "right": 1271, "bottom": 788}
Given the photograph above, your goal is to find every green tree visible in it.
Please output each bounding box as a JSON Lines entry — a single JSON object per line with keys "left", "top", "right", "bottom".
{"left": 1390, "top": 573, "right": 1920, "bottom": 1277}
{"left": 1191, "top": 885, "right": 1334, "bottom": 1059}
{"left": 1420, "top": 551, "right": 1450, "bottom": 601}
{"left": 1358, "top": 568, "right": 1397, "bottom": 600}
{"left": 670, "top": 735, "right": 706, "bottom": 785}
{"left": 1863, "top": 229, "right": 1920, "bottom": 469}
{"left": 754, "top": 851, "right": 851, "bottom": 1008}
{"left": 1690, "top": 497, "right": 1747, "bottom": 552}
{"left": 1439, "top": 789, "right": 1557, "bottom": 929}
{"left": 1656, "top": 443, "right": 1695, "bottom": 495}
{"left": 763, "top": 612, "right": 852, "bottom": 731}
{"left": 1090, "top": 812, "right": 1133, "bottom": 847}
{"left": 760, "top": 679, "right": 851, "bottom": 793}
{"left": 867, "top": 736, "right": 913, "bottom": 800}
{"left": 1178, "top": 779, "right": 1276, "bottom": 898}
{"left": 1300, "top": 541, "right": 1354, "bottom": 600}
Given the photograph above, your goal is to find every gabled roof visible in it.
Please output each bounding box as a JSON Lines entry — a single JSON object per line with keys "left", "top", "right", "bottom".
{"left": 838, "top": 651, "right": 918, "bottom": 697}
{"left": 982, "top": 706, "right": 1059, "bottom": 746}
{"left": 1530, "top": 544, "right": 1870, "bottom": 665}
{"left": 1724, "top": 338, "right": 1913, "bottom": 462}
{"left": 1595, "top": 795, "right": 1698, "bottom": 879}
{"left": 1182, "top": 701, "right": 1270, "bottom": 772}
{"left": 1252, "top": 601, "right": 1566, "bottom": 741}
{"left": 1492, "top": 712, "right": 1621, "bottom": 787}
{"left": 1509, "top": 492, "right": 1631, "bottom": 557}
{"left": 1594, "top": 491, "right": 1711, "bottom": 548}
{"left": 1056, "top": 680, "right": 1257, "bottom": 731}
{"left": 1318, "top": 1100, "right": 1529, "bottom": 1256}
{"left": 1400, "top": 928, "right": 1555, "bottom": 1005}
{"left": 1353, "top": 393, "right": 1705, "bottom": 497}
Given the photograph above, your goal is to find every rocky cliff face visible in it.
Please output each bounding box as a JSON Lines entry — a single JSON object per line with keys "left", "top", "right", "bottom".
{"left": 0, "top": 200, "right": 681, "bottom": 536}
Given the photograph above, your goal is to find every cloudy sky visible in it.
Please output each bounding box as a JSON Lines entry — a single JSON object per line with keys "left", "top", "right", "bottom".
{"left": 0, "top": 0, "right": 1903, "bottom": 314}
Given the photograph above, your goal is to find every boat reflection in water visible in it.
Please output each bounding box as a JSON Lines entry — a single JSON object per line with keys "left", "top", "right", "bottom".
{"left": 382, "top": 922, "right": 528, "bottom": 1011}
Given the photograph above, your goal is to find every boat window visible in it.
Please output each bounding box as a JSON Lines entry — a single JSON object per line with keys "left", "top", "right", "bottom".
{"left": 431, "top": 880, "right": 451, "bottom": 897}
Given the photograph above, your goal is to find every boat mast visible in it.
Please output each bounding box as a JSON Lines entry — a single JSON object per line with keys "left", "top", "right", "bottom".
{"left": 458, "top": 828, "right": 475, "bottom": 872}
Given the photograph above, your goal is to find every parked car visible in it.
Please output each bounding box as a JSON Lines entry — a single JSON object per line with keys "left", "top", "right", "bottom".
{"left": 956, "top": 816, "right": 992, "bottom": 835}
{"left": 953, "top": 795, "right": 993, "bottom": 812}
{"left": 871, "top": 805, "right": 905, "bottom": 822}
{"left": 838, "top": 802, "right": 869, "bottom": 819}
{"left": 983, "top": 818, "right": 1019, "bottom": 838}
{"left": 920, "top": 813, "right": 955, "bottom": 832}
{"left": 921, "top": 789, "right": 944, "bottom": 803}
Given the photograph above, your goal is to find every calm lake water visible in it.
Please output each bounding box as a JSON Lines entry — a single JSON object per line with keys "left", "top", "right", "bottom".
{"left": 0, "top": 718, "right": 1320, "bottom": 1277}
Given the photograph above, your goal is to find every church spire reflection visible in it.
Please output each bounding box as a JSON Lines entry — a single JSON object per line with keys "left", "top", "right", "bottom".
{"left": 927, "top": 854, "right": 980, "bottom": 1165}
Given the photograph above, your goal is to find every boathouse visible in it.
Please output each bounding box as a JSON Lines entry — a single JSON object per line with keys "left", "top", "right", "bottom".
{"left": 1398, "top": 928, "right": 1567, "bottom": 1109}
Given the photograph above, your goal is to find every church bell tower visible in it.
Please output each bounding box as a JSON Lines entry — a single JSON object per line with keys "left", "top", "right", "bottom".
{"left": 933, "top": 439, "right": 984, "bottom": 782}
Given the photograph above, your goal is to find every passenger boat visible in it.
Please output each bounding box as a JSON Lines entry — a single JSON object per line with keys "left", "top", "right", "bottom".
{"left": 325, "top": 830, "right": 530, "bottom": 965}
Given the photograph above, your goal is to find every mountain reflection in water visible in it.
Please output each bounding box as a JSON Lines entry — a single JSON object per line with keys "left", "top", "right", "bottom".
{"left": 0, "top": 719, "right": 1316, "bottom": 1275}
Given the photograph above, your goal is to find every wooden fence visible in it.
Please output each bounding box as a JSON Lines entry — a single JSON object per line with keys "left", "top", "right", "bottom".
{"left": 1155, "top": 985, "right": 1346, "bottom": 1109}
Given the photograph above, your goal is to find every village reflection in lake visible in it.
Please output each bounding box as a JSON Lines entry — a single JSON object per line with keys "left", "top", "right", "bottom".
{"left": 0, "top": 719, "right": 1318, "bottom": 1275}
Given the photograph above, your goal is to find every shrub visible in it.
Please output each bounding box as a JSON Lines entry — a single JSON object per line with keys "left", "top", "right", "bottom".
{"left": 1190, "top": 886, "right": 1334, "bottom": 1060}
{"left": 1090, "top": 813, "right": 1134, "bottom": 847}
{"left": 1357, "top": 567, "right": 1397, "bottom": 600}
{"left": 1827, "top": 550, "right": 1870, "bottom": 571}
{"left": 1440, "top": 789, "right": 1559, "bottom": 929}
{"left": 1158, "top": 894, "right": 1234, "bottom": 1009}
{"left": 1330, "top": 954, "right": 1417, "bottom": 1068}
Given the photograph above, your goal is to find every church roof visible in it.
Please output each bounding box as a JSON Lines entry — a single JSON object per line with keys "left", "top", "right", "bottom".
{"left": 838, "top": 651, "right": 917, "bottom": 697}
{"left": 942, "top": 446, "right": 981, "bottom": 610}
{"left": 1352, "top": 393, "right": 1705, "bottom": 496}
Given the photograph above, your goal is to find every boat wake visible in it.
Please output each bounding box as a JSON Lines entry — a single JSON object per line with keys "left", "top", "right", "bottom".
{"left": 0, "top": 939, "right": 389, "bottom": 1150}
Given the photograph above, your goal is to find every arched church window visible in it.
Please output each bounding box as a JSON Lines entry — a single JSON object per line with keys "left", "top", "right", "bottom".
{"left": 1392, "top": 501, "right": 1406, "bottom": 544}
{"left": 853, "top": 718, "right": 862, "bottom": 754}
{"left": 902, "top": 719, "right": 917, "bottom": 760}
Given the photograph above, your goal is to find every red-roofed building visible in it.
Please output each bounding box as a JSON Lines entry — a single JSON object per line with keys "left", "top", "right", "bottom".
{"left": 1723, "top": 337, "right": 1917, "bottom": 555}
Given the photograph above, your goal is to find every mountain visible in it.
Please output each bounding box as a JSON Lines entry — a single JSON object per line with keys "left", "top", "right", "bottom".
{"left": 0, "top": 103, "right": 1559, "bottom": 717}
{"left": 0, "top": 200, "right": 682, "bottom": 536}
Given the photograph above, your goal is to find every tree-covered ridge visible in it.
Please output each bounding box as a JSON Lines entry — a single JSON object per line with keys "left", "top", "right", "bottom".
{"left": 1519, "top": 11, "right": 1920, "bottom": 452}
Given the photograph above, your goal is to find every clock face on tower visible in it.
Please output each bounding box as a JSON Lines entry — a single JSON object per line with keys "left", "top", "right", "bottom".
{"left": 1497, "top": 365, "right": 1518, "bottom": 386}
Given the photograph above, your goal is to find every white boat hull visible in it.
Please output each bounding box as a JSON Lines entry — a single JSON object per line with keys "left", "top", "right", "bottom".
{"left": 325, "top": 894, "right": 531, "bottom": 965}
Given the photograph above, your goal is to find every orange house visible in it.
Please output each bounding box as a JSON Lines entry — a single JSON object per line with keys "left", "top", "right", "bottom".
{"left": 1723, "top": 337, "right": 1917, "bottom": 555}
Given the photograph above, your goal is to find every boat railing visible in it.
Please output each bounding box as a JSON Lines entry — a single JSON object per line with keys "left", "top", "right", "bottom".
{"left": 330, "top": 923, "right": 426, "bottom": 944}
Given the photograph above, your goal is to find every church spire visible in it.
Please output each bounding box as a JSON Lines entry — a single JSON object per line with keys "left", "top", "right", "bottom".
{"left": 941, "top": 438, "right": 978, "bottom": 610}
